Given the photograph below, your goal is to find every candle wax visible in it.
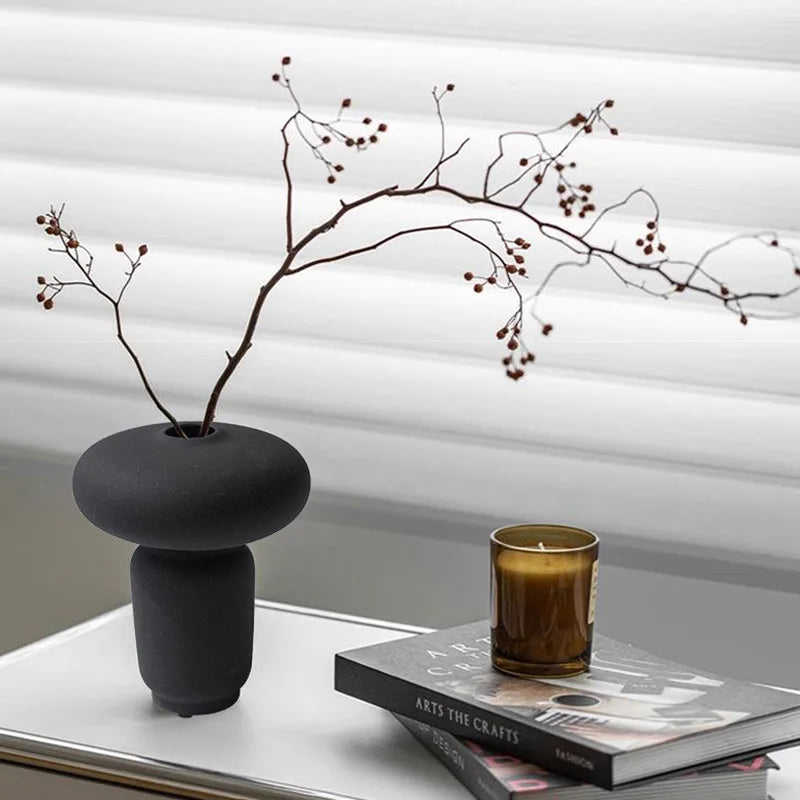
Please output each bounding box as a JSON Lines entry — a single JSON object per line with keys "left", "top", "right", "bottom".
{"left": 492, "top": 546, "right": 595, "bottom": 666}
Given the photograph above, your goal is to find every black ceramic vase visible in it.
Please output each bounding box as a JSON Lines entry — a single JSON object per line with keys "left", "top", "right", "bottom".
{"left": 72, "top": 421, "right": 310, "bottom": 716}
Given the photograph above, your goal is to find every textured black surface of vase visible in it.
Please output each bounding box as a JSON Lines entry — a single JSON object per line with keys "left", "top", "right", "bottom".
{"left": 72, "top": 421, "right": 311, "bottom": 716}
{"left": 73, "top": 421, "right": 311, "bottom": 551}
{"left": 131, "top": 545, "right": 255, "bottom": 716}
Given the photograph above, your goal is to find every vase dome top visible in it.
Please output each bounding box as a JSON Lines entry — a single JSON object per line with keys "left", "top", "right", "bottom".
{"left": 72, "top": 422, "right": 310, "bottom": 550}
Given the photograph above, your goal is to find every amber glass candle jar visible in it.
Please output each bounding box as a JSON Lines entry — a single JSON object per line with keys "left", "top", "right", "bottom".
{"left": 491, "top": 523, "right": 599, "bottom": 679}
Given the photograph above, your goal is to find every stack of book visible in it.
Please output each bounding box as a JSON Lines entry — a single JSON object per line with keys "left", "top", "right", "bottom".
{"left": 335, "top": 620, "right": 800, "bottom": 799}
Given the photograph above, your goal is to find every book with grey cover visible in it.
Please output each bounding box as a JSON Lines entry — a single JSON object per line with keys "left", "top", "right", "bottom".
{"left": 397, "top": 714, "right": 776, "bottom": 800}
{"left": 335, "top": 620, "right": 800, "bottom": 789}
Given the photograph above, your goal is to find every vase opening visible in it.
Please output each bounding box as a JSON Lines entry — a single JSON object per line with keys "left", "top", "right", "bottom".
{"left": 164, "top": 423, "right": 217, "bottom": 439}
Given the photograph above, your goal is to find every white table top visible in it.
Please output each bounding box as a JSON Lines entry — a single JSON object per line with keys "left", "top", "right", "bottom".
{"left": 0, "top": 601, "right": 798, "bottom": 799}
{"left": 772, "top": 746, "right": 800, "bottom": 798}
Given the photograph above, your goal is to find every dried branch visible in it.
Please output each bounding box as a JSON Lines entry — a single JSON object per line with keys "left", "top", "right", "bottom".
{"left": 37, "top": 57, "right": 799, "bottom": 436}
{"left": 34, "top": 207, "right": 187, "bottom": 438}
{"left": 196, "top": 181, "right": 401, "bottom": 436}
{"left": 194, "top": 57, "right": 799, "bottom": 431}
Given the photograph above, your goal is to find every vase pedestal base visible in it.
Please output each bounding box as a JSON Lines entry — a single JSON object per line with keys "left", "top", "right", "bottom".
{"left": 152, "top": 689, "right": 241, "bottom": 718}
{"left": 131, "top": 545, "right": 255, "bottom": 717}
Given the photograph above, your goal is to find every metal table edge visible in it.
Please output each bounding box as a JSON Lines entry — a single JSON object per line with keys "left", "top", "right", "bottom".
{"left": 0, "top": 601, "right": 434, "bottom": 800}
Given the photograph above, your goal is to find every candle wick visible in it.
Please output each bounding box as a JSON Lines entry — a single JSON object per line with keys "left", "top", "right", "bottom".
{"left": 538, "top": 542, "right": 545, "bottom": 551}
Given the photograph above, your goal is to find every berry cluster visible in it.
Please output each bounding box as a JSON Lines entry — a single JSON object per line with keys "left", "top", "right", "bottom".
{"left": 554, "top": 163, "right": 596, "bottom": 219}
{"left": 571, "top": 99, "right": 618, "bottom": 135}
{"left": 34, "top": 209, "right": 148, "bottom": 311}
{"left": 461, "top": 233, "right": 547, "bottom": 379}
{"left": 498, "top": 324, "right": 535, "bottom": 380}
{"left": 33, "top": 272, "right": 54, "bottom": 310}
{"left": 507, "top": 100, "right": 617, "bottom": 211}
{"left": 634, "top": 219, "right": 666, "bottom": 257}
{"left": 34, "top": 210, "right": 74, "bottom": 310}
{"left": 462, "top": 235, "right": 530, "bottom": 293}
{"left": 272, "top": 56, "right": 388, "bottom": 185}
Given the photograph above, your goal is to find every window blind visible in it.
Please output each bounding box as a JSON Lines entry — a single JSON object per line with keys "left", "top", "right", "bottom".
{"left": 0, "top": 1, "right": 797, "bottom": 559}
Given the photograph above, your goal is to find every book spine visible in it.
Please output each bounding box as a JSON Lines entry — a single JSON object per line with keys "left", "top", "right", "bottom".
{"left": 334, "top": 655, "right": 613, "bottom": 789}
{"left": 396, "top": 715, "right": 511, "bottom": 800}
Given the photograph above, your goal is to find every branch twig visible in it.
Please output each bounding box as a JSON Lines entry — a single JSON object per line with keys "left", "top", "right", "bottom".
{"left": 35, "top": 207, "right": 186, "bottom": 437}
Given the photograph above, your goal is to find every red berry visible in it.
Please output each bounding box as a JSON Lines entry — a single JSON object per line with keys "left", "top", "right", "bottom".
{"left": 115, "top": 243, "right": 124, "bottom": 252}
{"left": 281, "top": 56, "right": 291, "bottom": 65}
{"left": 37, "top": 276, "right": 46, "bottom": 285}
{"left": 43, "top": 298, "right": 54, "bottom": 310}
{"left": 463, "top": 271, "right": 474, "bottom": 281}
{"left": 138, "top": 244, "right": 148, "bottom": 256}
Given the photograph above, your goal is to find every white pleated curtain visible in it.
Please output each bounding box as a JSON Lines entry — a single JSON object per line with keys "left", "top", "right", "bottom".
{"left": 0, "top": 0, "right": 797, "bottom": 558}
